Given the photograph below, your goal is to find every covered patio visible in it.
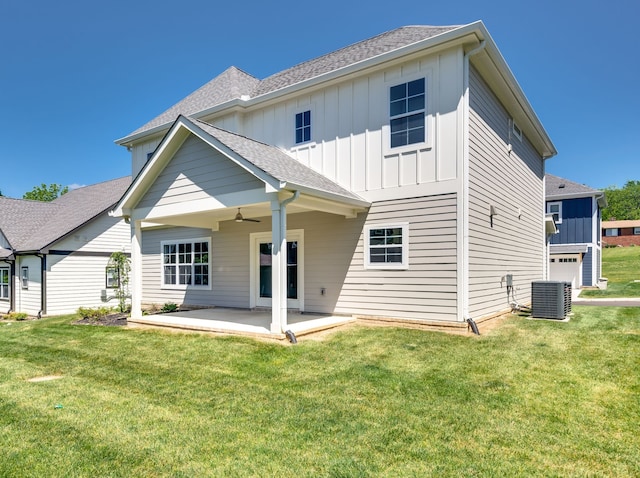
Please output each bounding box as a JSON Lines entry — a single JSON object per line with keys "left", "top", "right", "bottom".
{"left": 128, "top": 307, "right": 355, "bottom": 340}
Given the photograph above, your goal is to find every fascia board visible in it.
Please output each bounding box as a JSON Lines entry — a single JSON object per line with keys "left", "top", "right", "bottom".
{"left": 283, "top": 182, "right": 370, "bottom": 209}
{"left": 546, "top": 191, "right": 603, "bottom": 201}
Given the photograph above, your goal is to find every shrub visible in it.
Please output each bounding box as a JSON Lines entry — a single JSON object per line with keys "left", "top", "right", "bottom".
{"left": 1, "top": 312, "right": 29, "bottom": 321}
{"left": 161, "top": 302, "right": 178, "bottom": 313}
{"left": 77, "top": 306, "right": 112, "bottom": 320}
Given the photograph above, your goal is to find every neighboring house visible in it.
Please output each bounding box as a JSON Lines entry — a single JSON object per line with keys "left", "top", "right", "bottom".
{"left": 0, "top": 177, "right": 132, "bottom": 316}
{"left": 545, "top": 174, "right": 607, "bottom": 289}
{"left": 602, "top": 219, "right": 640, "bottom": 247}
{"left": 112, "top": 21, "right": 556, "bottom": 335}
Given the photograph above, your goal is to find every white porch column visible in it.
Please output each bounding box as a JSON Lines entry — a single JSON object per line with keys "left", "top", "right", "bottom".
{"left": 270, "top": 199, "right": 286, "bottom": 333}
{"left": 130, "top": 219, "right": 143, "bottom": 320}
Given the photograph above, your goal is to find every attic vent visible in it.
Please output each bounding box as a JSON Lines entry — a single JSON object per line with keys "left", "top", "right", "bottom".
{"left": 559, "top": 183, "right": 566, "bottom": 189}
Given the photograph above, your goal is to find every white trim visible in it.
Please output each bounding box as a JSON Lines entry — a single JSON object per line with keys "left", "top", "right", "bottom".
{"left": 0, "top": 266, "right": 9, "bottom": 300}
{"left": 546, "top": 201, "right": 562, "bottom": 224}
{"left": 21, "top": 266, "right": 29, "bottom": 290}
{"left": 249, "top": 230, "right": 304, "bottom": 310}
{"left": 160, "top": 237, "right": 212, "bottom": 291}
{"left": 383, "top": 71, "right": 433, "bottom": 155}
{"left": 293, "top": 107, "right": 313, "bottom": 146}
{"left": 363, "top": 223, "right": 409, "bottom": 270}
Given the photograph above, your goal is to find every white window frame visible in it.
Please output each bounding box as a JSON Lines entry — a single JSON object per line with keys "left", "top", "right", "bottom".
{"left": 512, "top": 119, "right": 523, "bottom": 141}
{"left": 364, "top": 223, "right": 409, "bottom": 270}
{"left": 160, "top": 237, "right": 211, "bottom": 290}
{"left": 634, "top": 227, "right": 640, "bottom": 235}
{"left": 0, "top": 267, "right": 9, "bottom": 300}
{"left": 605, "top": 228, "right": 619, "bottom": 237}
{"left": 547, "top": 201, "right": 562, "bottom": 224}
{"left": 294, "top": 109, "right": 312, "bottom": 145}
{"left": 21, "top": 266, "right": 28, "bottom": 290}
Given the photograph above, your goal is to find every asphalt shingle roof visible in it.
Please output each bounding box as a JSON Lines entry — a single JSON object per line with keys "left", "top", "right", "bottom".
{"left": 191, "top": 118, "right": 364, "bottom": 203}
{"left": 546, "top": 174, "right": 602, "bottom": 199}
{"left": 0, "top": 177, "right": 131, "bottom": 253}
{"left": 124, "top": 25, "right": 459, "bottom": 140}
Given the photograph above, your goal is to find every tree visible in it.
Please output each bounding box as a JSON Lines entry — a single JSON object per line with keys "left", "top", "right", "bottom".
{"left": 23, "top": 183, "right": 69, "bottom": 202}
{"left": 106, "top": 251, "right": 131, "bottom": 313}
{"left": 602, "top": 180, "right": 640, "bottom": 221}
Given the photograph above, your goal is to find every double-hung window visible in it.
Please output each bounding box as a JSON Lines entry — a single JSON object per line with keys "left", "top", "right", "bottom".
{"left": 547, "top": 202, "right": 562, "bottom": 224}
{"left": 295, "top": 110, "right": 311, "bottom": 144}
{"left": 605, "top": 228, "right": 619, "bottom": 237}
{"left": 21, "top": 267, "right": 28, "bottom": 289}
{"left": 390, "top": 78, "right": 425, "bottom": 148}
{"left": 364, "top": 224, "right": 409, "bottom": 270}
{"left": 0, "top": 268, "right": 8, "bottom": 299}
{"left": 162, "top": 239, "right": 210, "bottom": 288}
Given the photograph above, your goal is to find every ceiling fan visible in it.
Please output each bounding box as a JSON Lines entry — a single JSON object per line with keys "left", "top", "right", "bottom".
{"left": 234, "top": 208, "right": 261, "bottom": 223}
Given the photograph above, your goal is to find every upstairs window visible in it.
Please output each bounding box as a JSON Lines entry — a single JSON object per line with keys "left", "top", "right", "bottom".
{"left": 547, "top": 202, "right": 562, "bottom": 224}
{"left": 162, "top": 239, "right": 210, "bottom": 289}
{"left": 295, "top": 110, "right": 311, "bottom": 144}
{"left": 364, "top": 224, "right": 409, "bottom": 270}
{"left": 390, "top": 78, "right": 425, "bottom": 148}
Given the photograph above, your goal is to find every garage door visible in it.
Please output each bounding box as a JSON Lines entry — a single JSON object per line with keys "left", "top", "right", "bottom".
{"left": 549, "top": 254, "right": 582, "bottom": 290}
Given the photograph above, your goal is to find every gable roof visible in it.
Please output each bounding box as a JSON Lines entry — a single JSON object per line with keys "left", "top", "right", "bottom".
{"left": 0, "top": 176, "right": 131, "bottom": 254}
{"left": 113, "top": 116, "right": 367, "bottom": 217}
{"left": 546, "top": 174, "right": 604, "bottom": 200}
{"left": 117, "top": 25, "right": 460, "bottom": 143}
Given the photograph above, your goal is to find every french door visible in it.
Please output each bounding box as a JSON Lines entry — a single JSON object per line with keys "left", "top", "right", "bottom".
{"left": 251, "top": 231, "right": 303, "bottom": 309}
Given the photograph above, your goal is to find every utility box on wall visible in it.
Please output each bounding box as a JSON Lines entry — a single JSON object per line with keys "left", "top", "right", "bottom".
{"left": 531, "top": 281, "right": 571, "bottom": 320}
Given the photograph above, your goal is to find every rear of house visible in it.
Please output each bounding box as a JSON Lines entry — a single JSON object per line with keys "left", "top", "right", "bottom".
{"left": 113, "top": 21, "right": 555, "bottom": 335}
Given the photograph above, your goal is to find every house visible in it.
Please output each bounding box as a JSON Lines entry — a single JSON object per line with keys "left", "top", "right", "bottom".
{"left": 545, "top": 174, "right": 607, "bottom": 289}
{"left": 0, "top": 177, "right": 132, "bottom": 316}
{"left": 602, "top": 219, "right": 640, "bottom": 247}
{"left": 112, "top": 21, "right": 556, "bottom": 336}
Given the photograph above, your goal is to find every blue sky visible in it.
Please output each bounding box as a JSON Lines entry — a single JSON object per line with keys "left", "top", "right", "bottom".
{"left": 0, "top": 0, "right": 638, "bottom": 198}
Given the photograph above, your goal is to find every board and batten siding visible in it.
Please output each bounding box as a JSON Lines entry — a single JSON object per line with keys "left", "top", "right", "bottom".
{"left": 136, "top": 134, "right": 264, "bottom": 211}
{"left": 335, "top": 194, "right": 458, "bottom": 322}
{"left": 467, "top": 66, "right": 545, "bottom": 319}
{"left": 197, "top": 47, "right": 463, "bottom": 202}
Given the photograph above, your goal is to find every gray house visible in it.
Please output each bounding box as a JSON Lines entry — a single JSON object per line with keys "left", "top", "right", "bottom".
{"left": 113, "top": 21, "right": 556, "bottom": 336}
{"left": 545, "top": 174, "right": 606, "bottom": 289}
{"left": 0, "top": 177, "right": 131, "bottom": 316}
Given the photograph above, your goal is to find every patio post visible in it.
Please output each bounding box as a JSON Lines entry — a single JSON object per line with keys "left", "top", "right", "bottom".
{"left": 130, "top": 219, "right": 143, "bottom": 320}
{"left": 270, "top": 199, "right": 285, "bottom": 333}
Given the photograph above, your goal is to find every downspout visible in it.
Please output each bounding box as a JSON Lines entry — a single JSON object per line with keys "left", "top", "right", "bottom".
{"left": 278, "top": 191, "right": 300, "bottom": 335}
{"left": 462, "top": 39, "right": 485, "bottom": 333}
{"left": 36, "top": 253, "right": 46, "bottom": 318}
{"left": 9, "top": 259, "right": 16, "bottom": 313}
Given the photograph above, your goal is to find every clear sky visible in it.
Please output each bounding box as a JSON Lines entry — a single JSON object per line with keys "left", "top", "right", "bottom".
{"left": 0, "top": 0, "right": 638, "bottom": 199}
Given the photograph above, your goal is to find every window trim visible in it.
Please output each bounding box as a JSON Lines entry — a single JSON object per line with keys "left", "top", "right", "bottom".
{"left": 384, "top": 72, "right": 432, "bottom": 154}
{"left": 21, "top": 266, "right": 28, "bottom": 290}
{"left": 160, "top": 237, "right": 211, "bottom": 290}
{"left": 0, "top": 267, "right": 9, "bottom": 300}
{"left": 634, "top": 227, "right": 640, "bottom": 235}
{"left": 105, "top": 266, "right": 120, "bottom": 289}
{"left": 294, "top": 109, "right": 312, "bottom": 145}
{"left": 547, "top": 201, "right": 562, "bottom": 224}
{"left": 364, "top": 223, "right": 409, "bottom": 270}
{"left": 605, "top": 228, "right": 619, "bottom": 237}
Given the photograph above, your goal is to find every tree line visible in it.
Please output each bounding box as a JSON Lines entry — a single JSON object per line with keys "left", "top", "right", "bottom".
{"left": 602, "top": 180, "right": 640, "bottom": 221}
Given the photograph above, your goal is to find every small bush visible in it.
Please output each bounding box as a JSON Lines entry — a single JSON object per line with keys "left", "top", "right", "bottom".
{"left": 77, "top": 306, "right": 112, "bottom": 320}
{"left": 161, "top": 302, "right": 178, "bottom": 313}
{"left": 1, "top": 312, "right": 29, "bottom": 321}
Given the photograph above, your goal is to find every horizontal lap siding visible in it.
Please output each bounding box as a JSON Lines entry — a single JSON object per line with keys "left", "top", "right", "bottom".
{"left": 137, "top": 134, "right": 263, "bottom": 210}
{"left": 335, "top": 194, "right": 458, "bottom": 322}
{"left": 15, "top": 256, "right": 41, "bottom": 315}
{"left": 468, "top": 66, "right": 544, "bottom": 318}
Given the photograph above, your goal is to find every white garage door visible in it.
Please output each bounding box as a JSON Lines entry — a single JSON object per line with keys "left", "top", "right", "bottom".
{"left": 549, "top": 254, "right": 582, "bottom": 290}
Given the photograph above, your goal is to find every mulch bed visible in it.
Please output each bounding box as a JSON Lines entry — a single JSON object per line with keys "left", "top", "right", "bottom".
{"left": 74, "top": 313, "right": 128, "bottom": 327}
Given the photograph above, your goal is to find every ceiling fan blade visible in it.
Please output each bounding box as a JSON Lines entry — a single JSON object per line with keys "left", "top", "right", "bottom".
{"left": 235, "top": 208, "right": 261, "bottom": 223}
{"left": 243, "top": 218, "right": 261, "bottom": 223}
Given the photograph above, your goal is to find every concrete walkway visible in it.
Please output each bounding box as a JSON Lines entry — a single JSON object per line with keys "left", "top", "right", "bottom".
{"left": 572, "top": 297, "right": 640, "bottom": 307}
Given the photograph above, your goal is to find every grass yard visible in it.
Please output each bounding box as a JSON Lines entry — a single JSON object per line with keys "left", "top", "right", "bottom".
{"left": 1, "top": 309, "right": 639, "bottom": 477}
{"left": 581, "top": 246, "right": 640, "bottom": 297}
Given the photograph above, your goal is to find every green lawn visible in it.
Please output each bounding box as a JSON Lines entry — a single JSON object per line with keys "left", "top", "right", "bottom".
{"left": 1, "top": 310, "right": 639, "bottom": 477}
{"left": 581, "top": 246, "right": 640, "bottom": 297}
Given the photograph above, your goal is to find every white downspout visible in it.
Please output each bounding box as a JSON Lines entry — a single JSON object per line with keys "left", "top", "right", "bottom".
{"left": 278, "top": 191, "right": 299, "bottom": 333}
{"left": 461, "top": 40, "right": 486, "bottom": 324}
